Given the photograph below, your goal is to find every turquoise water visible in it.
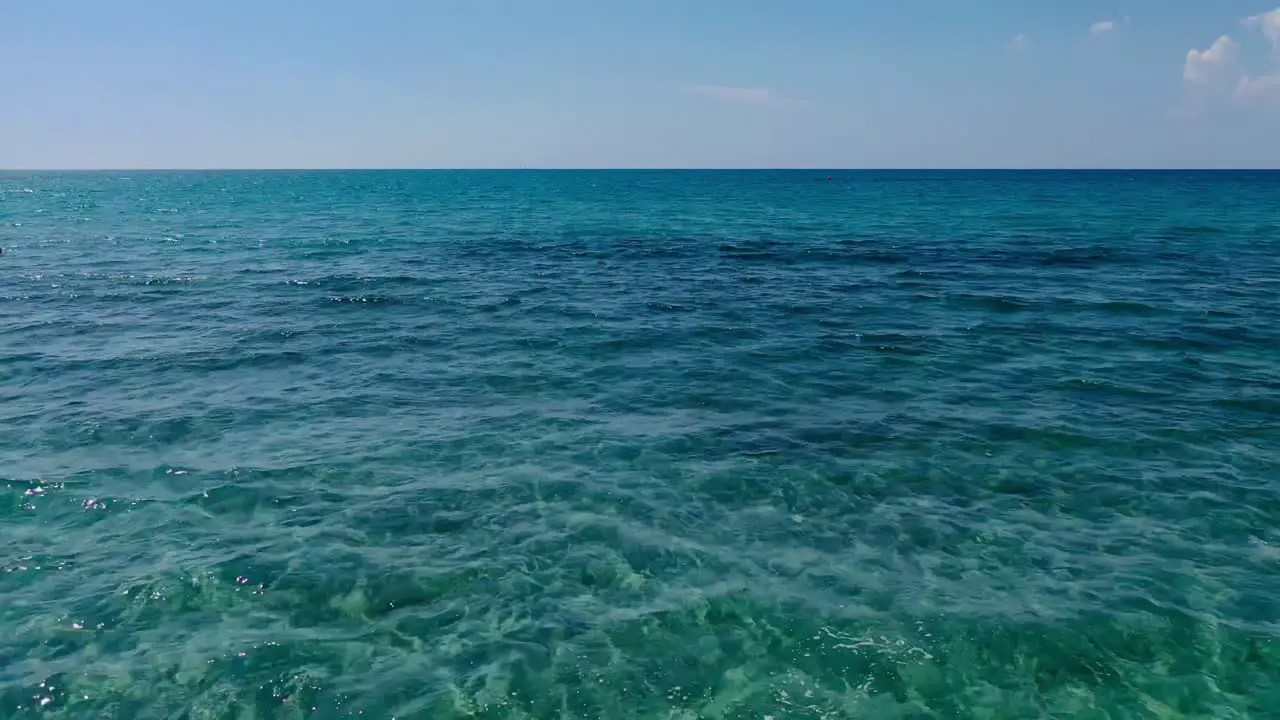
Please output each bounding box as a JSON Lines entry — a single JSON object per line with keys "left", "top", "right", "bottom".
{"left": 1, "top": 170, "right": 1278, "bottom": 719}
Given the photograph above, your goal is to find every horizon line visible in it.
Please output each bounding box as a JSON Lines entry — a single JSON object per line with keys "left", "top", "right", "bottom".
{"left": 3, "top": 167, "right": 1279, "bottom": 173}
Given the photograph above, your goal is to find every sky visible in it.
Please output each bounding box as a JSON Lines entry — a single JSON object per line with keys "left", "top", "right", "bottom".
{"left": 2, "top": 0, "right": 1279, "bottom": 169}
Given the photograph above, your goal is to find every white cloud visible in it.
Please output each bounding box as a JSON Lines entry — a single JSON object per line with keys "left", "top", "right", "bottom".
{"left": 1244, "top": 8, "right": 1280, "bottom": 50}
{"left": 688, "top": 85, "right": 774, "bottom": 103}
{"left": 1237, "top": 73, "right": 1280, "bottom": 102}
{"left": 1181, "top": 33, "right": 1280, "bottom": 105}
{"left": 686, "top": 85, "right": 806, "bottom": 109}
{"left": 1012, "top": 33, "right": 1029, "bottom": 51}
{"left": 1184, "top": 35, "right": 1239, "bottom": 83}
{"left": 1181, "top": 11, "right": 1280, "bottom": 110}
{"left": 1090, "top": 19, "right": 1117, "bottom": 35}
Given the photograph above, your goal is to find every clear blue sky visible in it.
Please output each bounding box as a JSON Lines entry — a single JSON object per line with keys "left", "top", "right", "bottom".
{"left": 3, "top": 1, "right": 1279, "bottom": 168}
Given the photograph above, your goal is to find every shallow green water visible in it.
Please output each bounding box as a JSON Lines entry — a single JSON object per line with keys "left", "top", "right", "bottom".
{"left": 1, "top": 171, "right": 1278, "bottom": 718}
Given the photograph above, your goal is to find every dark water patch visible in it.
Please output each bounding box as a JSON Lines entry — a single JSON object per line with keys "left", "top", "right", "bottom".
{"left": 1080, "top": 299, "right": 1165, "bottom": 316}
{"left": 950, "top": 293, "right": 1035, "bottom": 312}
{"left": 607, "top": 236, "right": 700, "bottom": 258}
{"left": 1038, "top": 245, "right": 1125, "bottom": 267}
{"left": 1158, "top": 224, "right": 1227, "bottom": 239}
{"left": 1214, "top": 396, "right": 1280, "bottom": 416}
{"left": 827, "top": 248, "right": 912, "bottom": 264}
{"left": 718, "top": 247, "right": 782, "bottom": 262}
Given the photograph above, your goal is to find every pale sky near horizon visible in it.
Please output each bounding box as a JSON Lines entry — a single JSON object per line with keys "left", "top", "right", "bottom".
{"left": 2, "top": 1, "right": 1279, "bottom": 169}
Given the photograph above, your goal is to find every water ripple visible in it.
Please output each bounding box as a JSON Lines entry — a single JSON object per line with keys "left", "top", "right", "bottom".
{"left": 1, "top": 170, "right": 1278, "bottom": 718}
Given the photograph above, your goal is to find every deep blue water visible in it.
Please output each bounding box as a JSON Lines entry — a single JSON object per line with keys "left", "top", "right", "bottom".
{"left": 1, "top": 170, "right": 1279, "bottom": 719}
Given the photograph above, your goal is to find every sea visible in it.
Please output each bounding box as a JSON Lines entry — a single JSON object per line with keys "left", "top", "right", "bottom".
{"left": 1, "top": 170, "right": 1278, "bottom": 719}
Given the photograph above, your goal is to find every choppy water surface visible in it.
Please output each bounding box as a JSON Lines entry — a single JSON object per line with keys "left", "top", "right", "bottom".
{"left": 1, "top": 170, "right": 1278, "bottom": 719}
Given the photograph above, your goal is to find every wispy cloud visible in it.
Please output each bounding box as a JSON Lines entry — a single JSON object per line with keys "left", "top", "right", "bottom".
{"left": 1243, "top": 7, "right": 1280, "bottom": 51}
{"left": 1011, "top": 33, "right": 1029, "bottom": 52}
{"left": 688, "top": 85, "right": 776, "bottom": 103}
{"left": 686, "top": 85, "right": 804, "bottom": 108}
{"left": 1090, "top": 19, "right": 1118, "bottom": 35}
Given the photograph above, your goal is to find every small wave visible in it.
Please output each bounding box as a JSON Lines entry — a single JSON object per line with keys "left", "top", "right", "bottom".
{"left": 784, "top": 304, "right": 821, "bottom": 316}
{"left": 856, "top": 332, "right": 930, "bottom": 355}
{"left": 952, "top": 293, "right": 1033, "bottom": 311}
{"left": 286, "top": 274, "right": 436, "bottom": 291}
{"left": 1053, "top": 377, "right": 1165, "bottom": 400}
{"left": 326, "top": 295, "right": 398, "bottom": 305}
{"left": 1158, "top": 224, "right": 1226, "bottom": 239}
{"left": 720, "top": 253, "right": 781, "bottom": 262}
{"left": 143, "top": 276, "right": 206, "bottom": 286}
{"left": 719, "top": 238, "right": 783, "bottom": 252}
{"left": 793, "top": 248, "right": 911, "bottom": 265}
{"left": 1086, "top": 299, "right": 1162, "bottom": 316}
{"left": 719, "top": 244, "right": 783, "bottom": 261}
{"left": 627, "top": 245, "right": 692, "bottom": 259}
{"left": 1214, "top": 396, "right": 1280, "bottom": 415}
{"left": 895, "top": 268, "right": 942, "bottom": 279}
{"left": 645, "top": 301, "right": 691, "bottom": 313}
{"left": 479, "top": 296, "right": 523, "bottom": 312}
{"left": 718, "top": 239, "right": 782, "bottom": 250}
